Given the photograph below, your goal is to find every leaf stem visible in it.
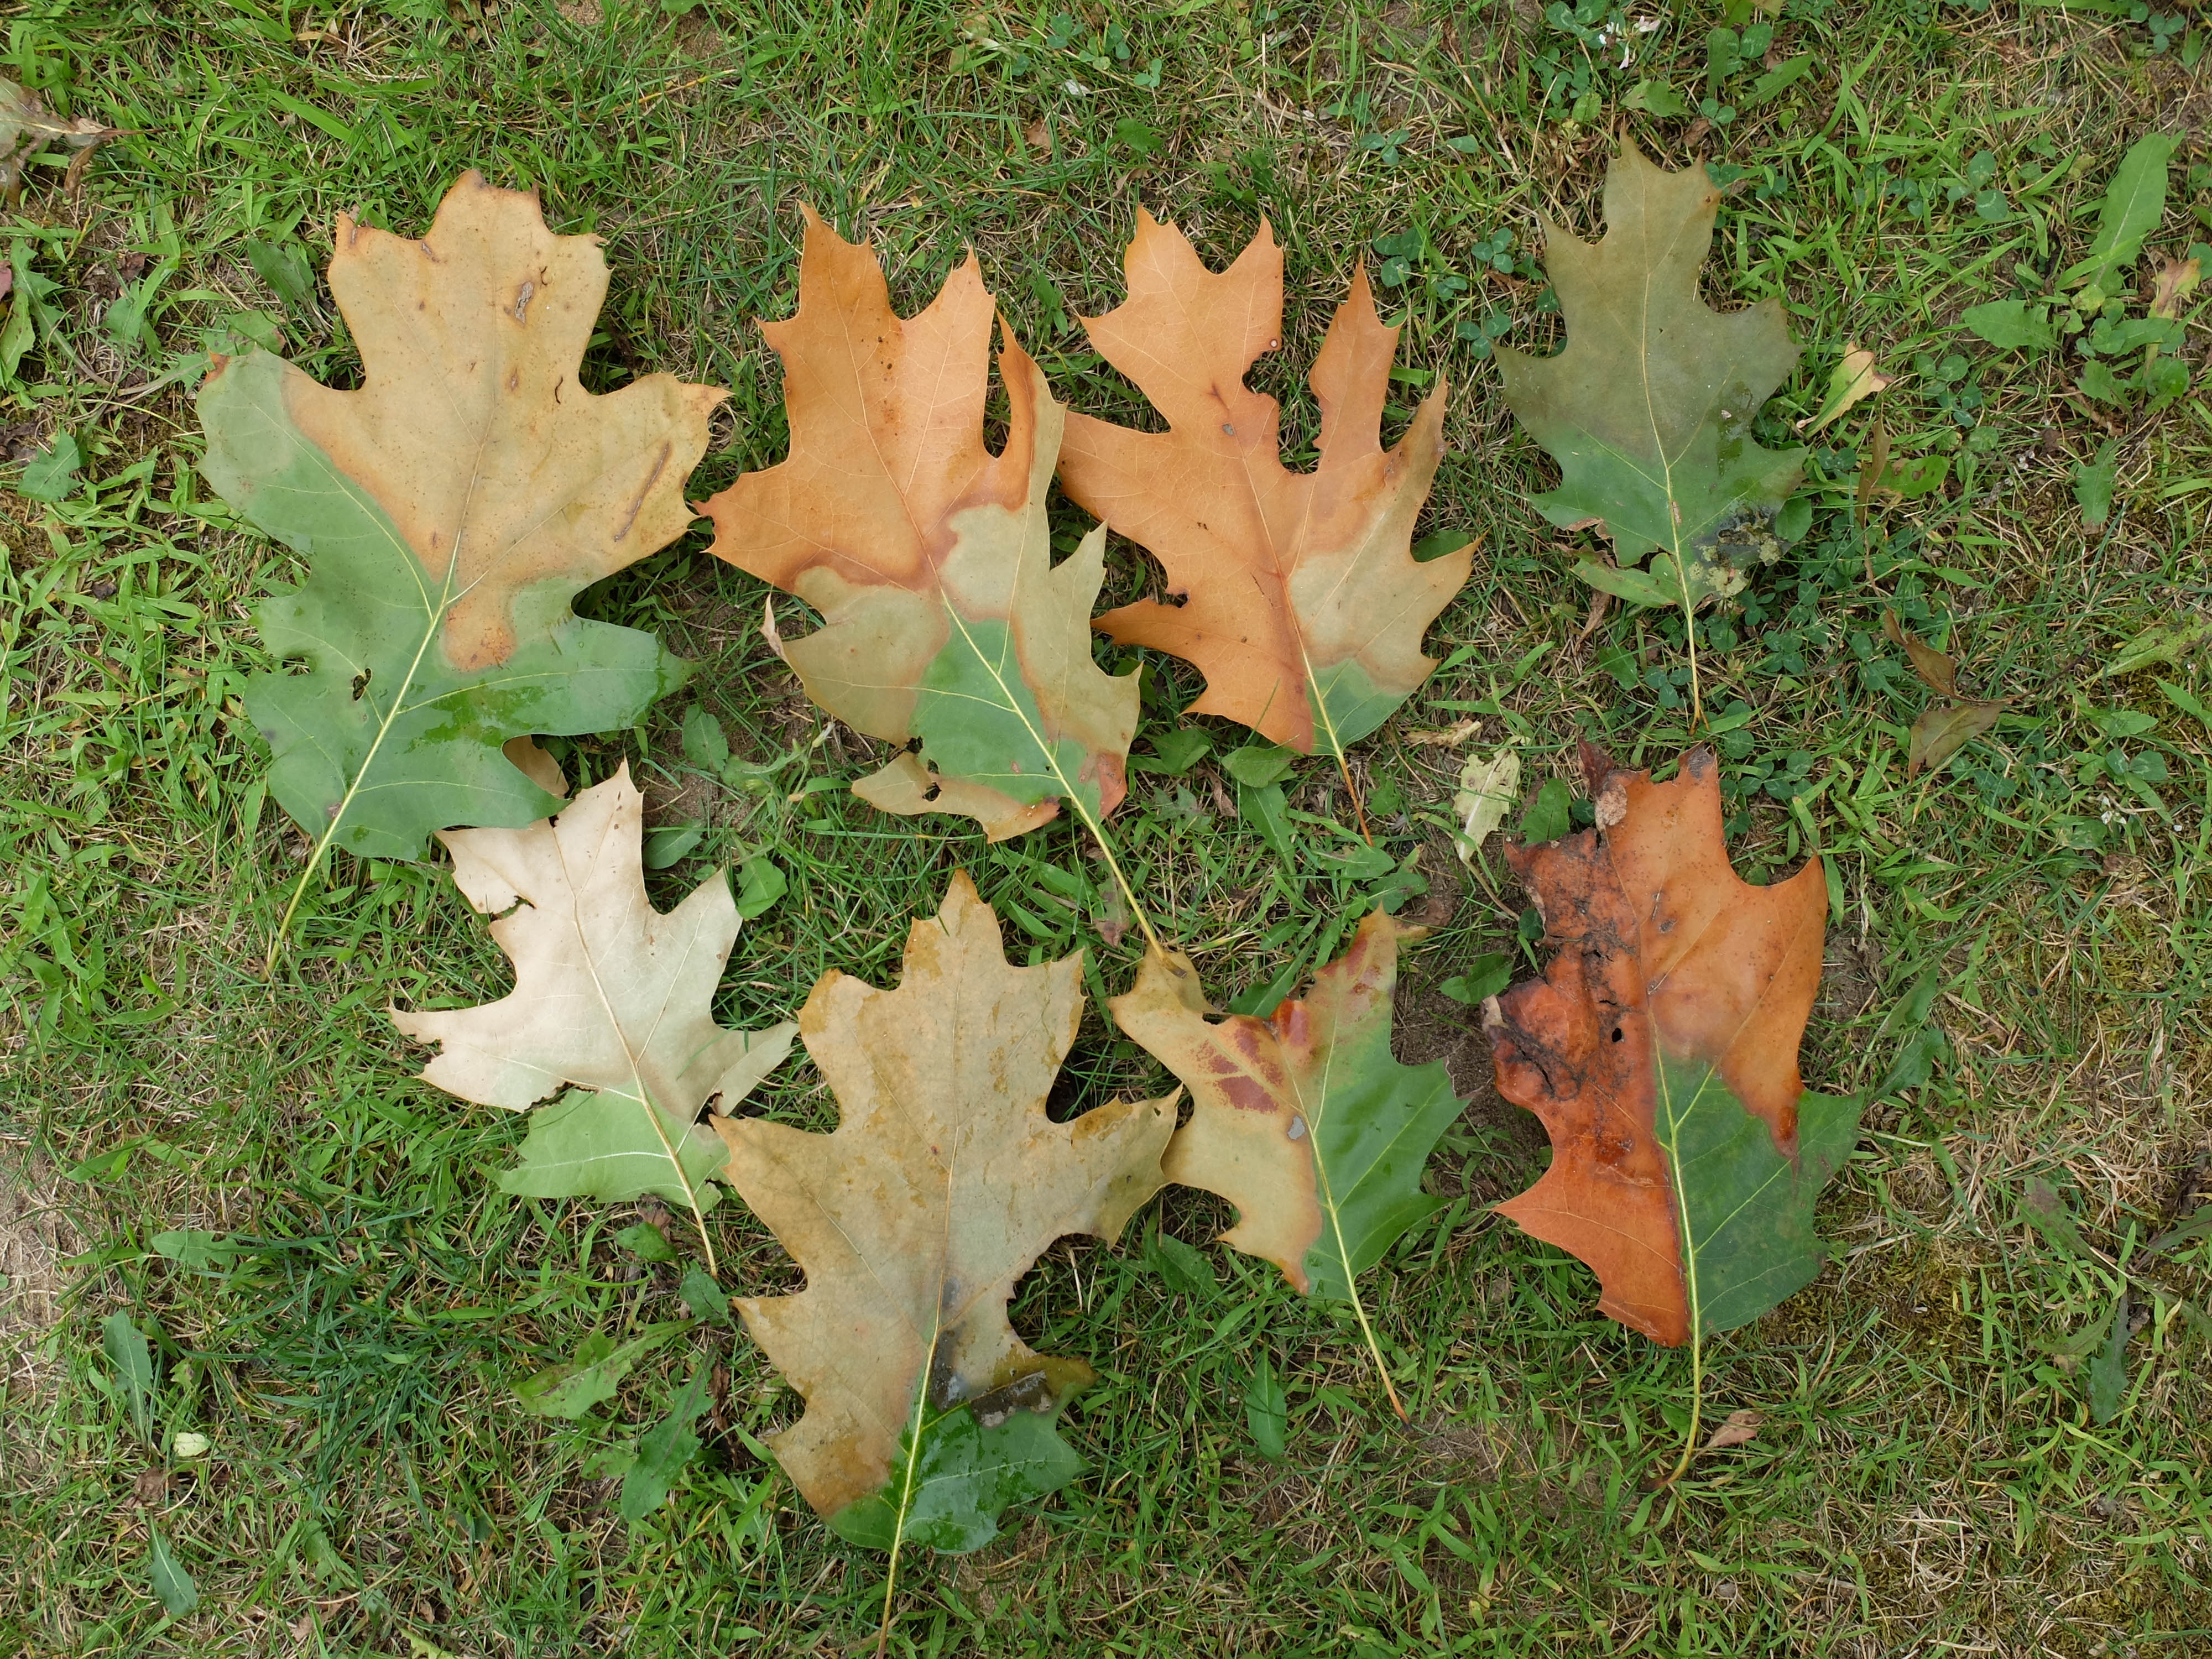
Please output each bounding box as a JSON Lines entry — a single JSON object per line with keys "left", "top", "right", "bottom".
{"left": 1309, "top": 1088, "right": 1407, "bottom": 1420}
{"left": 1067, "top": 794, "right": 1164, "bottom": 957}
{"left": 1331, "top": 739, "right": 1375, "bottom": 846}
{"left": 1683, "top": 591, "right": 1704, "bottom": 732}
{"left": 1663, "top": 1322, "right": 1704, "bottom": 1485}
{"left": 876, "top": 1338, "right": 938, "bottom": 1659}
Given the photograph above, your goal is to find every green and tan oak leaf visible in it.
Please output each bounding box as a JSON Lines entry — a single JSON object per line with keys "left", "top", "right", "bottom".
{"left": 200, "top": 173, "right": 719, "bottom": 861}
{"left": 701, "top": 208, "right": 1138, "bottom": 842}
{"left": 1110, "top": 910, "right": 1463, "bottom": 1407}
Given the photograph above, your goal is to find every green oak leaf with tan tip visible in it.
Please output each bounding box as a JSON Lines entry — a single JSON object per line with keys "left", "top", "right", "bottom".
{"left": 701, "top": 207, "right": 1138, "bottom": 843}
{"left": 1497, "top": 142, "right": 1805, "bottom": 616}
{"left": 1109, "top": 910, "right": 1463, "bottom": 1415}
{"left": 201, "top": 171, "right": 720, "bottom": 865}
{"left": 394, "top": 766, "right": 796, "bottom": 1270}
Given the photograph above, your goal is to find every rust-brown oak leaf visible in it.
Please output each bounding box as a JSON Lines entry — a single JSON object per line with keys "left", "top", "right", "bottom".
{"left": 1486, "top": 745, "right": 1861, "bottom": 1347}
{"left": 1057, "top": 212, "right": 1471, "bottom": 764}
{"left": 714, "top": 874, "right": 1174, "bottom": 1553}
{"left": 701, "top": 210, "right": 1138, "bottom": 842}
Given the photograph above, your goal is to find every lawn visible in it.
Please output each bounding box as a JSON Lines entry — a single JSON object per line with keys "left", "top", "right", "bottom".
{"left": 3, "top": 0, "right": 2211, "bottom": 1655}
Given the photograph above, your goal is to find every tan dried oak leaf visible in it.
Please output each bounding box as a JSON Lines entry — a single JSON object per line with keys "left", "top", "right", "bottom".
{"left": 395, "top": 766, "right": 795, "bottom": 1255}
{"left": 716, "top": 874, "right": 1174, "bottom": 1552}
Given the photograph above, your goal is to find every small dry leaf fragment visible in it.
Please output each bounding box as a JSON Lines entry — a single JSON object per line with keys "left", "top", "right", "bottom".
{"left": 716, "top": 875, "right": 1173, "bottom": 1552}
{"left": 1880, "top": 611, "right": 1959, "bottom": 698}
{"left": 701, "top": 209, "right": 1137, "bottom": 842}
{"left": 1908, "top": 702, "right": 2005, "bottom": 779}
{"left": 1884, "top": 613, "right": 2008, "bottom": 779}
{"left": 1488, "top": 745, "right": 1861, "bottom": 1347}
{"left": 395, "top": 767, "right": 796, "bottom": 1250}
{"left": 1799, "top": 340, "right": 1892, "bottom": 436}
{"left": 1699, "top": 1408, "right": 1762, "bottom": 1453}
{"left": 1058, "top": 212, "right": 1470, "bottom": 762}
{"left": 1406, "top": 719, "right": 1480, "bottom": 748}
{"left": 0, "top": 77, "right": 120, "bottom": 202}
{"left": 2148, "top": 253, "right": 2202, "bottom": 323}
{"left": 1454, "top": 746, "right": 1522, "bottom": 862}
{"left": 1854, "top": 417, "right": 1890, "bottom": 531}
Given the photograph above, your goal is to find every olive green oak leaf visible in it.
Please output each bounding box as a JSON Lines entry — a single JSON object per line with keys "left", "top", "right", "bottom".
{"left": 1499, "top": 142, "right": 1804, "bottom": 619}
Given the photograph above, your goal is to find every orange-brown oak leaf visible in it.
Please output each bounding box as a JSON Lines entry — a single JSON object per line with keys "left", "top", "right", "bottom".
{"left": 1057, "top": 212, "right": 1471, "bottom": 761}
{"left": 701, "top": 209, "right": 1138, "bottom": 842}
{"left": 1487, "top": 745, "right": 1861, "bottom": 1346}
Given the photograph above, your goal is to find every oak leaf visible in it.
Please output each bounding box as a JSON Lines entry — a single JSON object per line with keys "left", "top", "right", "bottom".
{"left": 1110, "top": 911, "right": 1463, "bottom": 1412}
{"left": 702, "top": 209, "right": 1138, "bottom": 843}
{"left": 1056, "top": 212, "right": 1471, "bottom": 762}
{"left": 1486, "top": 745, "right": 1860, "bottom": 1348}
{"left": 715, "top": 874, "right": 1173, "bottom": 1551}
{"left": 202, "top": 173, "right": 719, "bottom": 868}
{"left": 395, "top": 766, "right": 796, "bottom": 1264}
{"left": 1499, "top": 143, "right": 1804, "bottom": 617}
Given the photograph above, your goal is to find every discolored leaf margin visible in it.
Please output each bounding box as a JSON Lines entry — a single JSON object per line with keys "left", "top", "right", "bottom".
{"left": 1486, "top": 744, "right": 1861, "bottom": 1348}
{"left": 701, "top": 208, "right": 1138, "bottom": 843}
{"left": 714, "top": 874, "right": 1173, "bottom": 1552}
{"left": 1498, "top": 142, "right": 1804, "bottom": 618}
{"left": 203, "top": 173, "right": 719, "bottom": 872}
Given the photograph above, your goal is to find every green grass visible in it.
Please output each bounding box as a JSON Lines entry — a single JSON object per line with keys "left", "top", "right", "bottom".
{"left": 4, "top": 0, "right": 2211, "bottom": 1653}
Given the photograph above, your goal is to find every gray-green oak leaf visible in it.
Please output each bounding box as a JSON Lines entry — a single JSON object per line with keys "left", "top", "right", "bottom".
{"left": 1499, "top": 142, "right": 1804, "bottom": 613}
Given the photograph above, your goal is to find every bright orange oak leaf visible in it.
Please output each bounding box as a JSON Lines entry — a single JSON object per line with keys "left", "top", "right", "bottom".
{"left": 714, "top": 874, "right": 1174, "bottom": 1554}
{"left": 700, "top": 208, "right": 1138, "bottom": 844}
{"left": 1057, "top": 212, "right": 1470, "bottom": 766}
{"left": 1486, "top": 745, "right": 1859, "bottom": 1351}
